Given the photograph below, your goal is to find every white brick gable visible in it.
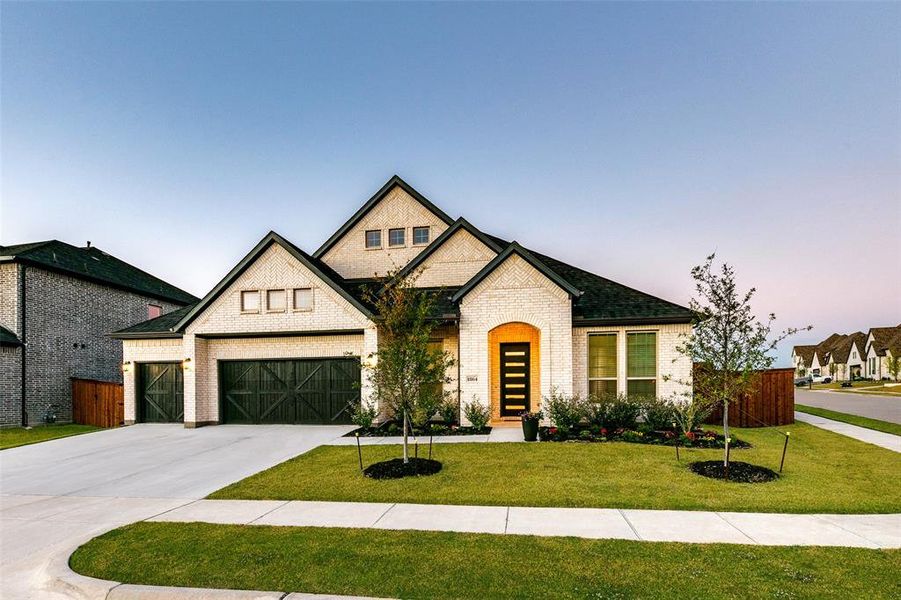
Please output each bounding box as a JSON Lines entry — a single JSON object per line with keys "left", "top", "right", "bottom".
{"left": 187, "top": 244, "right": 369, "bottom": 336}
{"left": 458, "top": 254, "right": 573, "bottom": 420}
{"left": 413, "top": 228, "right": 497, "bottom": 288}
{"left": 321, "top": 185, "right": 450, "bottom": 279}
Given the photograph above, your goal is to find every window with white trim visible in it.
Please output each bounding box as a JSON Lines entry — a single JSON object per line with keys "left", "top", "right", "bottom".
{"left": 626, "top": 331, "right": 657, "bottom": 396}
{"left": 293, "top": 288, "right": 313, "bottom": 311}
{"left": 240, "top": 290, "right": 260, "bottom": 312}
{"left": 588, "top": 333, "right": 617, "bottom": 398}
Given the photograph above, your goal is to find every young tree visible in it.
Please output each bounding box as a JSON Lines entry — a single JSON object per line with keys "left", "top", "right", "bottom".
{"left": 828, "top": 361, "right": 839, "bottom": 381}
{"left": 675, "top": 254, "right": 809, "bottom": 467}
{"left": 887, "top": 353, "right": 901, "bottom": 382}
{"left": 362, "top": 270, "right": 455, "bottom": 464}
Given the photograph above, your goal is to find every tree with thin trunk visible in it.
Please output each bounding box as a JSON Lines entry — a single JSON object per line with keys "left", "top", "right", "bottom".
{"left": 887, "top": 353, "right": 901, "bottom": 382}
{"left": 362, "top": 269, "right": 454, "bottom": 464}
{"left": 675, "top": 254, "right": 809, "bottom": 468}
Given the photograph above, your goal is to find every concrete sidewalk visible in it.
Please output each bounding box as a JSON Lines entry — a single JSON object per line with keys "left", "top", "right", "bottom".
{"left": 794, "top": 411, "right": 901, "bottom": 452}
{"left": 326, "top": 426, "right": 524, "bottom": 446}
{"left": 149, "top": 499, "right": 901, "bottom": 549}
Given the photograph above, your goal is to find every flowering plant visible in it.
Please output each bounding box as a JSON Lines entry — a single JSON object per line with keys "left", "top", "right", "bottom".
{"left": 520, "top": 410, "right": 543, "bottom": 423}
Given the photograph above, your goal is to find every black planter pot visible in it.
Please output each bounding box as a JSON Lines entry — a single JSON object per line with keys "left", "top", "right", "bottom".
{"left": 522, "top": 418, "right": 539, "bottom": 441}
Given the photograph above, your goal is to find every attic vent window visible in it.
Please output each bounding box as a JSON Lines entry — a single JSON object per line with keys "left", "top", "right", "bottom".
{"left": 365, "top": 230, "right": 381, "bottom": 249}
{"left": 413, "top": 226, "right": 430, "bottom": 245}
{"left": 388, "top": 228, "right": 405, "bottom": 247}
{"left": 148, "top": 304, "right": 162, "bottom": 319}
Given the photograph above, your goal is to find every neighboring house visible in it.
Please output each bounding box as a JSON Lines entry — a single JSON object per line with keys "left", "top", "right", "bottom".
{"left": 0, "top": 240, "right": 197, "bottom": 426}
{"left": 864, "top": 325, "right": 901, "bottom": 380}
{"left": 113, "top": 176, "right": 695, "bottom": 428}
{"left": 794, "top": 328, "right": 898, "bottom": 381}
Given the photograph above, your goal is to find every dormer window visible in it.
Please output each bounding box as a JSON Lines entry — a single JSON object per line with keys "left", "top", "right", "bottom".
{"left": 365, "top": 230, "right": 381, "bottom": 249}
{"left": 413, "top": 226, "right": 430, "bottom": 245}
{"left": 388, "top": 228, "right": 406, "bottom": 247}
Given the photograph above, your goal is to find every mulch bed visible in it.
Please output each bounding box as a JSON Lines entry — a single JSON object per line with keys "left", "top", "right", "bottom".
{"left": 346, "top": 422, "right": 491, "bottom": 438}
{"left": 363, "top": 458, "right": 443, "bottom": 480}
{"left": 538, "top": 426, "right": 750, "bottom": 449}
{"left": 689, "top": 460, "right": 779, "bottom": 483}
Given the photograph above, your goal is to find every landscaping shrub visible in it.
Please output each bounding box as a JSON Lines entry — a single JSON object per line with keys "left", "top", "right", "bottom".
{"left": 670, "top": 395, "right": 715, "bottom": 435}
{"left": 463, "top": 399, "right": 490, "bottom": 430}
{"left": 641, "top": 396, "right": 675, "bottom": 431}
{"left": 543, "top": 389, "right": 586, "bottom": 434}
{"left": 438, "top": 398, "right": 458, "bottom": 426}
{"left": 349, "top": 402, "right": 379, "bottom": 429}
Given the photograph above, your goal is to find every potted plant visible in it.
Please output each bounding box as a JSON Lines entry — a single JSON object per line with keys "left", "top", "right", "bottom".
{"left": 520, "top": 410, "right": 542, "bottom": 442}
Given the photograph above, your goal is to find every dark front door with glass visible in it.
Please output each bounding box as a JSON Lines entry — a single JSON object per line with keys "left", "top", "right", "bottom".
{"left": 500, "top": 342, "right": 530, "bottom": 416}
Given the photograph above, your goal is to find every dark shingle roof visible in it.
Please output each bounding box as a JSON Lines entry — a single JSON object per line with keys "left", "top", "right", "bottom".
{"left": 0, "top": 324, "right": 22, "bottom": 346}
{"left": 792, "top": 345, "right": 817, "bottom": 365}
{"left": 868, "top": 325, "right": 901, "bottom": 357}
{"left": 112, "top": 304, "right": 195, "bottom": 337}
{"left": 0, "top": 240, "right": 197, "bottom": 305}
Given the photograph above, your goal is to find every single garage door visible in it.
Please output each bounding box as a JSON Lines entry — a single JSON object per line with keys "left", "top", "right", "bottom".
{"left": 219, "top": 358, "right": 360, "bottom": 424}
{"left": 138, "top": 362, "right": 184, "bottom": 423}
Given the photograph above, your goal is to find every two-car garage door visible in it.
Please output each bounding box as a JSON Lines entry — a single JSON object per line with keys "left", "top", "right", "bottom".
{"left": 219, "top": 358, "right": 360, "bottom": 425}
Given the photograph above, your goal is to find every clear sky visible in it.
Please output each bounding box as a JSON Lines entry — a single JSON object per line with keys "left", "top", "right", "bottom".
{"left": 2, "top": 2, "right": 899, "bottom": 365}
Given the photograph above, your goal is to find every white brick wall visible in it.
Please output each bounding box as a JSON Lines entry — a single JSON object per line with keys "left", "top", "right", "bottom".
{"left": 458, "top": 254, "right": 572, "bottom": 422}
{"left": 572, "top": 323, "right": 693, "bottom": 401}
{"left": 321, "top": 185, "right": 450, "bottom": 279}
{"left": 122, "top": 338, "right": 183, "bottom": 422}
{"left": 413, "top": 229, "right": 496, "bottom": 288}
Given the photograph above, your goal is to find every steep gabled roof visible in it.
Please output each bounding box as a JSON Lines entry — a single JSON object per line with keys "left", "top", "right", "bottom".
{"left": 792, "top": 345, "right": 817, "bottom": 365}
{"left": 0, "top": 324, "right": 22, "bottom": 346}
{"left": 0, "top": 240, "right": 196, "bottom": 305}
{"left": 170, "top": 231, "right": 373, "bottom": 333}
{"left": 313, "top": 175, "right": 456, "bottom": 259}
{"left": 391, "top": 217, "right": 502, "bottom": 285}
{"left": 830, "top": 332, "right": 866, "bottom": 363}
{"left": 867, "top": 325, "right": 901, "bottom": 357}
{"left": 451, "top": 242, "right": 582, "bottom": 303}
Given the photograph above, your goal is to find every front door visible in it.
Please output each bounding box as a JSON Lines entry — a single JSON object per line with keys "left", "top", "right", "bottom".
{"left": 500, "top": 342, "right": 530, "bottom": 416}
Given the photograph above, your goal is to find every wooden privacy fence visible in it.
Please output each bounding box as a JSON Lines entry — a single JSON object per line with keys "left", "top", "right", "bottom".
{"left": 72, "top": 378, "right": 124, "bottom": 428}
{"left": 700, "top": 367, "right": 795, "bottom": 428}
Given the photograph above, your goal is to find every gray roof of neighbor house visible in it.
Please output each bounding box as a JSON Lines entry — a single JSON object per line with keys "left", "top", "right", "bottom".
{"left": 868, "top": 325, "right": 901, "bottom": 357}
{"left": 0, "top": 240, "right": 197, "bottom": 305}
{"left": 792, "top": 345, "right": 817, "bottom": 365}
{"left": 829, "top": 332, "right": 866, "bottom": 363}
{"left": 0, "top": 324, "right": 22, "bottom": 346}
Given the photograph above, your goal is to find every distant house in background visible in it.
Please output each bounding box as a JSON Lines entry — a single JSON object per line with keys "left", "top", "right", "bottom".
{"left": 864, "top": 325, "right": 901, "bottom": 380}
{"left": 794, "top": 326, "right": 900, "bottom": 381}
{"left": 0, "top": 240, "right": 197, "bottom": 426}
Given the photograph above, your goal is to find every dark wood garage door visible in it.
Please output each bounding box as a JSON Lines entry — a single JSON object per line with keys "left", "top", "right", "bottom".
{"left": 219, "top": 358, "right": 360, "bottom": 424}
{"left": 138, "top": 362, "right": 184, "bottom": 423}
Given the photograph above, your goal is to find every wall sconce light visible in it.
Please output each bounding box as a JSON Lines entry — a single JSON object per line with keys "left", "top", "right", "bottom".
{"left": 182, "top": 357, "right": 192, "bottom": 371}
{"left": 122, "top": 361, "right": 132, "bottom": 373}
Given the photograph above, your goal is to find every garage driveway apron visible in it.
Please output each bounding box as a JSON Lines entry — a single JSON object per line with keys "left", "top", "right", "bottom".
{"left": 0, "top": 423, "right": 353, "bottom": 599}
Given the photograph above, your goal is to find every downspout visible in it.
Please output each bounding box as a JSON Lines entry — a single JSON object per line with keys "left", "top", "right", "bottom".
{"left": 18, "top": 264, "right": 27, "bottom": 427}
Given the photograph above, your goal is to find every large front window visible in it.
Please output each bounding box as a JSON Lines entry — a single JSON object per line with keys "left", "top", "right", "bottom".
{"left": 588, "top": 333, "right": 617, "bottom": 398}
{"left": 627, "top": 332, "right": 657, "bottom": 396}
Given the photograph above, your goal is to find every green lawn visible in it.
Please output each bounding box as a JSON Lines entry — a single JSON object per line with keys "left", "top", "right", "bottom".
{"left": 796, "top": 404, "right": 901, "bottom": 436}
{"left": 70, "top": 522, "right": 900, "bottom": 600}
{"left": 0, "top": 423, "right": 100, "bottom": 450}
{"left": 210, "top": 422, "right": 901, "bottom": 513}
{"left": 811, "top": 381, "right": 901, "bottom": 396}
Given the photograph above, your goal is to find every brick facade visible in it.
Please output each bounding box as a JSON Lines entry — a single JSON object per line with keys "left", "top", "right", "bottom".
{"left": 1, "top": 265, "right": 182, "bottom": 426}
{"left": 412, "top": 228, "right": 496, "bottom": 288}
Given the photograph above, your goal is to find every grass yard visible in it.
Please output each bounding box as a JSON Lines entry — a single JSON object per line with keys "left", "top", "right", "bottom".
{"left": 210, "top": 422, "right": 901, "bottom": 514}
{"left": 796, "top": 404, "right": 901, "bottom": 436}
{"left": 811, "top": 382, "right": 901, "bottom": 396}
{"left": 70, "top": 522, "right": 901, "bottom": 600}
{"left": 0, "top": 423, "right": 100, "bottom": 450}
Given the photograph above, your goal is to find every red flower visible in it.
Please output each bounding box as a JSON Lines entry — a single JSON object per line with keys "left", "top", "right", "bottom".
{"left": 686, "top": 431, "right": 696, "bottom": 440}
{"left": 549, "top": 427, "right": 558, "bottom": 434}
{"left": 600, "top": 428, "right": 608, "bottom": 436}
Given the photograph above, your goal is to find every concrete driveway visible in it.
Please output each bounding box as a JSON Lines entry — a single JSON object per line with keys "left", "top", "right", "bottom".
{"left": 0, "top": 423, "right": 353, "bottom": 599}
{"left": 795, "top": 388, "right": 901, "bottom": 424}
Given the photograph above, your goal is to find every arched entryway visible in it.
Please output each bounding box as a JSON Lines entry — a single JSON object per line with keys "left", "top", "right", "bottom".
{"left": 488, "top": 322, "right": 540, "bottom": 423}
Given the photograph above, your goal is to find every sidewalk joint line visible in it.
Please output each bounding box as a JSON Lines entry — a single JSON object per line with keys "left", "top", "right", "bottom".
{"left": 372, "top": 503, "right": 396, "bottom": 527}
{"left": 504, "top": 506, "right": 510, "bottom": 534}
{"left": 248, "top": 500, "right": 292, "bottom": 525}
{"left": 715, "top": 512, "right": 757, "bottom": 544}
{"left": 818, "top": 515, "right": 883, "bottom": 548}
{"left": 104, "top": 582, "right": 123, "bottom": 600}
{"left": 618, "top": 509, "right": 642, "bottom": 541}
{"left": 141, "top": 498, "right": 199, "bottom": 522}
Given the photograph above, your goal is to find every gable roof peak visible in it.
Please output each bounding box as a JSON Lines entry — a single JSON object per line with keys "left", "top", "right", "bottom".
{"left": 313, "top": 175, "right": 455, "bottom": 259}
